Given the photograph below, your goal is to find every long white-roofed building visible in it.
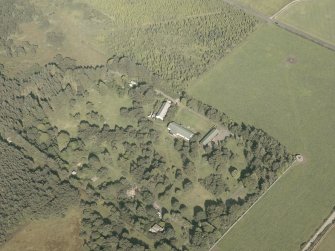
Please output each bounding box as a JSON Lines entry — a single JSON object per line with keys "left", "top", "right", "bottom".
{"left": 167, "top": 122, "right": 194, "bottom": 141}
{"left": 155, "top": 100, "right": 172, "bottom": 120}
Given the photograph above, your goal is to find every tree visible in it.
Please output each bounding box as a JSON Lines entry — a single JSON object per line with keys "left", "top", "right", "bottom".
{"left": 57, "top": 130, "right": 70, "bottom": 151}
{"left": 199, "top": 174, "right": 229, "bottom": 195}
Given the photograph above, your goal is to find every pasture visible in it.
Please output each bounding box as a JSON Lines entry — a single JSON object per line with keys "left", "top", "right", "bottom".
{"left": 232, "top": 0, "right": 293, "bottom": 16}
{"left": 0, "top": 209, "right": 83, "bottom": 251}
{"left": 277, "top": 0, "right": 335, "bottom": 45}
{"left": 189, "top": 24, "right": 335, "bottom": 251}
{"left": 315, "top": 226, "right": 335, "bottom": 251}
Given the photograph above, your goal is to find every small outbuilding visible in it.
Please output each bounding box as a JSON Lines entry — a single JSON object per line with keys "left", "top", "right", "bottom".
{"left": 129, "top": 80, "right": 138, "bottom": 88}
{"left": 167, "top": 122, "right": 194, "bottom": 141}
{"left": 155, "top": 100, "right": 172, "bottom": 120}
{"left": 149, "top": 222, "right": 165, "bottom": 233}
{"left": 200, "top": 127, "right": 219, "bottom": 145}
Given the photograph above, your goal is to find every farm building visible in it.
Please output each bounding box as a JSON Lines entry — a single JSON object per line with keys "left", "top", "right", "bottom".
{"left": 200, "top": 127, "right": 219, "bottom": 145}
{"left": 149, "top": 222, "right": 165, "bottom": 233}
{"left": 129, "top": 80, "right": 138, "bottom": 87}
{"left": 155, "top": 100, "right": 172, "bottom": 120}
{"left": 167, "top": 122, "right": 194, "bottom": 141}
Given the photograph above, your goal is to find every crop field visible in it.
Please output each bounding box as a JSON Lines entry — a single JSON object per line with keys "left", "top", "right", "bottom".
{"left": 315, "top": 226, "right": 335, "bottom": 251}
{"left": 277, "top": 0, "right": 335, "bottom": 45}
{"left": 189, "top": 24, "right": 335, "bottom": 251}
{"left": 232, "top": 0, "right": 293, "bottom": 16}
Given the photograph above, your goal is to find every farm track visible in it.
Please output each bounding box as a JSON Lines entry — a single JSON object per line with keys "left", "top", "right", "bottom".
{"left": 222, "top": 0, "right": 335, "bottom": 52}
{"left": 270, "top": 0, "right": 308, "bottom": 19}
{"left": 302, "top": 211, "right": 335, "bottom": 251}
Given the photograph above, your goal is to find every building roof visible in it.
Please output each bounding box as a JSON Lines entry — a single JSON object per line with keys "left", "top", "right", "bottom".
{"left": 167, "top": 122, "right": 194, "bottom": 140}
{"left": 200, "top": 128, "right": 219, "bottom": 145}
{"left": 156, "top": 100, "right": 171, "bottom": 120}
{"left": 129, "top": 80, "right": 138, "bottom": 87}
{"left": 149, "top": 223, "right": 165, "bottom": 233}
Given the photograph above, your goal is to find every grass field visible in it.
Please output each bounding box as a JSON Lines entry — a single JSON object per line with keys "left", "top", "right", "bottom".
{"left": 0, "top": 208, "right": 83, "bottom": 251}
{"left": 315, "top": 226, "right": 335, "bottom": 251}
{"left": 189, "top": 24, "right": 335, "bottom": 251}
{"left": 173, "top": 107, "right": 214, "bottom": 135}
{"left": 232, "top": 0, "right": 293, "bottom": 16}
{"left": 277, "top": 0, "right": 335, "bottom": 45}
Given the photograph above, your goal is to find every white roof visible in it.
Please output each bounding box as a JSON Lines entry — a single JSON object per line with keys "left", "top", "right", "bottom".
{"left": 156, "top": 100, "right": 172, "bottom": 120}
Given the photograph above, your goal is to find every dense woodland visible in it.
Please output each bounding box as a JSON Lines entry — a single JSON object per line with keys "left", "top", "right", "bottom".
{"left": 0, "top": 55, "right": 294, "bottom": 250}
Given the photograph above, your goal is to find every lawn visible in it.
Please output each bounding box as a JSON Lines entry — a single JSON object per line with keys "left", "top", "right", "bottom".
{"left": 173, "top": 106, "right": 214, "bottom": 135}
{"left": 315, "top": 226, "right": 335, "bottom": 251}
{"left": 232, "top": 0, "right": 293, "bottom": 16}
{"left": 189, "top": 24, "right": 335, "bottom": 251}
{"left": 277, "top": 0, "right": 335, "bottom": 45}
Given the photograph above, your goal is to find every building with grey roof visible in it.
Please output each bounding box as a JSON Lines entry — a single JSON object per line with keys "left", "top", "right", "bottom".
{"left": 155, "top": 100, "right": 172, "bottom": 120}
{"left": 167, "top": 122, "right": 194, "bottom": 141}
{"left": 200, "top": 127, "right": 219, "bottom": 145}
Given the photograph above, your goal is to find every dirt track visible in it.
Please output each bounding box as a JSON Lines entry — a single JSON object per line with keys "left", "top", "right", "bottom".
{"left": 302, "top": 211, "right": 335, "bottom": 251}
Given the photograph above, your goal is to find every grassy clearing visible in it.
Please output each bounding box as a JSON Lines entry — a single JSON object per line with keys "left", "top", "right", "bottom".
{"left": 48, "top": 83, "right": 131, "bottom": 136}
{"left": 173, "top": 107, "right": 214, "bottom": 135}
{"left": 0, "top": 208, "right": 83, "bottom": 251}
{"left": 315, "top": 226, "right": 335, "bottom": 251}
{"left": 189, "top": 24, "right": 335, "bottom": 251}
{"left": 2, "top": 1, "right": 107, "bottom": 77}
{"left": 232, "top": 0, "right": 293, "bottom": 16}
{"left": 277, "top": 0, "right": 335, "bottom": 45}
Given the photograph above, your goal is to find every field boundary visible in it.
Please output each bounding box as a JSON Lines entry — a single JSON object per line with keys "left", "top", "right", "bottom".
{"left": 208, "top": 158, "right": 301, "bottom": 251}
{"left": 311, "top": 224, "right": 335, "bottom": 251}
{"left": 301, "top": 209, "right": 335, "bottom": 251}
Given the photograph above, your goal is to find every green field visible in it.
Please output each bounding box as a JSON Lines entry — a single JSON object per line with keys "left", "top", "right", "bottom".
{"left": 315, "top": 226, "right": 335, "bottom": 251}
{"left": 277, "top": 0, "right": 335, "bottom": 45}
{"left": 173, "top": 107, "right": 214, "bottom": 135}
{"left": 189, "top": 24, "right": 335, "bottom": 251}
{"left": 233, "top": 0, "right": 293, "bottom": 16}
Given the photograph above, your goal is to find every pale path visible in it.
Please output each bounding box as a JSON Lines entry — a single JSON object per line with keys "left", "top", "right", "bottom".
{"left": 270, "top": 0, "right": 309, "bottom": 19}
{"left": 208, "top": 159, "right": 300, "bottom": 251}
{"left": 302, "top": 211, "right": 335, "bottom": 251}
{"left": 311, "top": 224, "right": 335, "bottom": 251}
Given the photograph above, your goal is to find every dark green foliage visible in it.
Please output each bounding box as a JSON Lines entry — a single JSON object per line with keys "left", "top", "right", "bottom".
{"left": 185, "top": 96, "right": 231, "bottom": 126}
{"left": 182, "top": 178, "right": 193, "bottom": 191}
{"left": 0, "top": 139, "right": 78, "bottom": 244}
{"left": 199, "top": 174, "right": 229, "bottom": 196}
